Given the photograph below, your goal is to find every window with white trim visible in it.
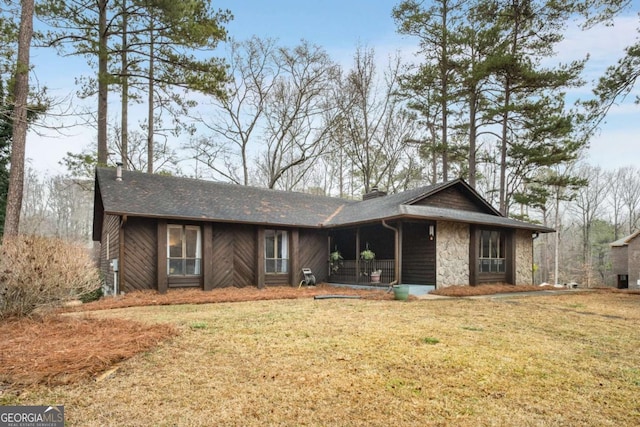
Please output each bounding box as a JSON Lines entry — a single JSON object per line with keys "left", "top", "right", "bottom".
{"left": 167, "top": 225, "right": 202, "bottom": 276}
{"left": 265, "top": 230, "right": 288, "bottom": 273}
{"left": 478, "top": 230, "right": 505, "bottom": 273}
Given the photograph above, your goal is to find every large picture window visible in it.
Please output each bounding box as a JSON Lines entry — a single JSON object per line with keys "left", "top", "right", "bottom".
{"left": 478, "top": 229, "right": 505, "bottom": 273}
{"left": 168, "top": 225, "right": 201, "bottom": 276}
{"left": 265, "top": 230, "right": 288, "bottom": 273}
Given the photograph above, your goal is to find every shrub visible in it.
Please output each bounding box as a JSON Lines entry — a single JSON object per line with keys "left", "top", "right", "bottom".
{"left": 79, "top": 286, "right": 104, "bottom": 303}
{"left": 0, "top": 235, "right": 101, "bottom": 319}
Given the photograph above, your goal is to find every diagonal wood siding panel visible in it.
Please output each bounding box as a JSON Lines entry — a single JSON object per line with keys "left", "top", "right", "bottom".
{"left": 211, "top": 223, "right": 256, "bottom": 288}
{"left": 233, "top": 224, "right": 256, "bottom": 287}
{"left": 211, "top": 225, "right": 234, "bottom": 288}
{"left": 100, "top": 215, "right": 120, "bottom": 291}
{"left": 123, "top": 217, "right": 157, "bottom": 292}
{"left": 298, "top": 229, "right": 328, "bottom": 284}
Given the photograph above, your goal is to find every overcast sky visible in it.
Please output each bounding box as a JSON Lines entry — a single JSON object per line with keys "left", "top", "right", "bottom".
{"left": 25, "top": 0, "right": 640, "bottom": 176}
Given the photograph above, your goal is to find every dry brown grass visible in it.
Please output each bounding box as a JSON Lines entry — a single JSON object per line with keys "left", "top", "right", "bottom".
{"left": 430, "top": 283, "right": 559, "bottom": 297}
{"left": 3, "top": 291, "right": 640, "bottom": 426}
{"left": 0, "top": 286, "right": 390, "bottom": 388}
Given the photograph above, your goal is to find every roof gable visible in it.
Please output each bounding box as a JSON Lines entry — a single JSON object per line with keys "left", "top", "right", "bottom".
{"left": 611, "top": 230, "right": 640, "bottom": 247}
{"left": 405, "top": 180, "right": 500, "bottom": 216}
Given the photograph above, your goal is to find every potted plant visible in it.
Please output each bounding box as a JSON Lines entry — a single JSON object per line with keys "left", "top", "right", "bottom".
{"left": 329, "top": 249, "right": 343, "bottom": 273}
{"left": 370, "top": 269, "right": 382, "bottom": 283}
{"left": 360, "top": 243, "right": 375, "bottom": 276}
{"left": 360, "top": 244, "right": 375, "bottom": 262}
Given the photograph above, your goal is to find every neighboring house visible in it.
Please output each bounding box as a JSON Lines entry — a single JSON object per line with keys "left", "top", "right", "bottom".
{"left": 610, "top": 230, "right": 640, "bottom": 289}
{"left": 93, "top": 166, "right": 553, "bottom": 294}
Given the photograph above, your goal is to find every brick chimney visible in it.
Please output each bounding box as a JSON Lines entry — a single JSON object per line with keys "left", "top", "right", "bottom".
{"left": 363, "top": 186, "right": 387, "bottom": 200}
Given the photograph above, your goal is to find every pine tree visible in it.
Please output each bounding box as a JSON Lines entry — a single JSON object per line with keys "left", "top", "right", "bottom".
{"left": 38, "top": 0, "right": 231, "bottom": 171}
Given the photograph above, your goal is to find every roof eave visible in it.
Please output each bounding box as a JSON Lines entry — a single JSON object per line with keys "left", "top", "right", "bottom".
{"left": 323, "top": 212, "right": 554, "bottom": 233}
{"left": 102, "top": 210, "right": 327, "bottom": 229}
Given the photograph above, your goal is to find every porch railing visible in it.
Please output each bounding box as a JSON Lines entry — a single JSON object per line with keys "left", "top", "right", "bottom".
{"left": 329, "top": 259, "right": 395, "bottom": 285}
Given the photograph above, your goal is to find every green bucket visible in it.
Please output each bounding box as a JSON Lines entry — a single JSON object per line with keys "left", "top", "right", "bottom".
{"left": 393, "top": 285, "right": 410, "bottom": 301}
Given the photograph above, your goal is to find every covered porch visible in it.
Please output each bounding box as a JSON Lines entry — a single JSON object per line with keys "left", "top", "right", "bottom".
{"left": 327, "top": 221, "right": 437, "bottom": 287}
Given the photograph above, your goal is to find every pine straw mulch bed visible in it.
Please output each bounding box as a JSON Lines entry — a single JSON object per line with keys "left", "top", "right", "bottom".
{"left": 67, "top": 283, "right": 395, "bottom": 313}
{"left": 69, "top": 282, "right": 592, "bottom": 313}
{"left": 0, "top": 316, "right": 178, "bottom": 388}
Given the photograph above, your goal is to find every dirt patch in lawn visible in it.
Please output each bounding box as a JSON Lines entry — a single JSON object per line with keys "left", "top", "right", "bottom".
{"left": 0, "top": 316, "right": 177, "bottom": 388}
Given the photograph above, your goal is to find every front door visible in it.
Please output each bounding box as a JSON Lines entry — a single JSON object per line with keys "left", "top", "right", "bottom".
{"left": 401, "top": 222, "right": 436, "bottom": 285}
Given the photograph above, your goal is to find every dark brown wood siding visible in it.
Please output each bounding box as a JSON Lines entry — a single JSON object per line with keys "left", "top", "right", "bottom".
{"left": 100, "top": 214, "right": 120, "bottom": 291}
{"left": 123, "top": 217, "right": 157, "bottom": 292}
{"left": 265, "top": 274, "right": 289, "bottom": 286}
{"left": 629, "top": 237, "right": 640, "bottom": 287}
{"left": 611, "top": 246, "right": 628, "bottom": 275}
{"left": 413, "top": 186, "right": 494, "bottom": 214}
{"left": 298, "top": 229, "right": 329, "bottom": 284}
{"left": 401, "top": 221, "right": 436, "bottom": 285}
{"left": 211, "top": 223, "right": 257, "bottom": 288}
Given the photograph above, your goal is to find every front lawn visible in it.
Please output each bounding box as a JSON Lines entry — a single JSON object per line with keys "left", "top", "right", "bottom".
{"left": 2, "top": 290, "right": 639, "bottom": 426}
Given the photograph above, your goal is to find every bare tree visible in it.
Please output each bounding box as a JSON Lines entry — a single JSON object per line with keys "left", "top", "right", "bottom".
{"left": 336, "top": 46, "right": 418, "bottom": 194}
{"left": 569, "top": 164, "right": 608, "bottom": 285}
{"left": 618, "top": 165, "right": 640, "bottom": 234}
{"left": 605, "top": 168, "right": 626, "bottom": 240}
{"left": 256, "top": 41, "right": 340, "bottom": 190}
{"left": 19, "top": 167, "right": 51, "bottom": 235}
{"left": 191, "top": 37, "right": 280, "bottom": 184}
{"left": 47, "top": 176, "right": 93, "bottom": 242}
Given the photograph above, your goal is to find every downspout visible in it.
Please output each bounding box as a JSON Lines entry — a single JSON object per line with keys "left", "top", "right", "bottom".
{"left": 382, "top": 220, "right": 400, "bottom": 285}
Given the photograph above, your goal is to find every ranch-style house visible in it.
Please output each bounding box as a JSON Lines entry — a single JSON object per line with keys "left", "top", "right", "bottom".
{"left": 93, "top": 166, "right": 553, "bottom": 294}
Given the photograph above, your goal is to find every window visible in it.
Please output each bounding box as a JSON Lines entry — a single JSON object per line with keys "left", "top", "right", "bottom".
{"left": 478, "top": 229, "right": 505, "bottom": 273}
{"left": 167, "top": 225, "right": 201, "bottom": 276}
{"left": 265, "top": 230, "right": 288, "bottom": 273}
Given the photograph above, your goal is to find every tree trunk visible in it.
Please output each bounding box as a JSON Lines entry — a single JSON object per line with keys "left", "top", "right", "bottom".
{"left": 120, "top": 0, "right": 128, "bottom": 169}
{"left": 554, "top": 190, "right": 560, "bottom": 286}
{"left": 147, "top": 18, "right": 154, "bottom": 174}
{"left": 468, "top": 90, "right": 477, "bottom": 188}
{"left": 3, "top": 0, "right": 35, "bottom": 239}
{"left": 499, "top": 90, "right": 509, "bottom": 215}
{"left": 440, "top": 4, "right": 448, "bottom": 181}
{"left": 97, "top": 0, "right": 109, "bottom": 166}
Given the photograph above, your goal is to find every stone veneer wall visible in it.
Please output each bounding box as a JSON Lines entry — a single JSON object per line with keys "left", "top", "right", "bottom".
{"left": 436, "top": 221, "right": 469, "bottom": 287}
{"left": 514, "top": 229, "right": 534, "bottom": 285}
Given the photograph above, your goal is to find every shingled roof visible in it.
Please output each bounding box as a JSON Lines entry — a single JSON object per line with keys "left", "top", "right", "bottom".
{"left": 610, "top": 230, "right": 640, "bottom": 247}
{"left": 327, "top": 181, "right": 553, "bottom": 232}
{"left": 94, "top": 167, "right": 553, "bottom": 239}
{"left": 94, "top": 167, "right": 351, "bottom": 228}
